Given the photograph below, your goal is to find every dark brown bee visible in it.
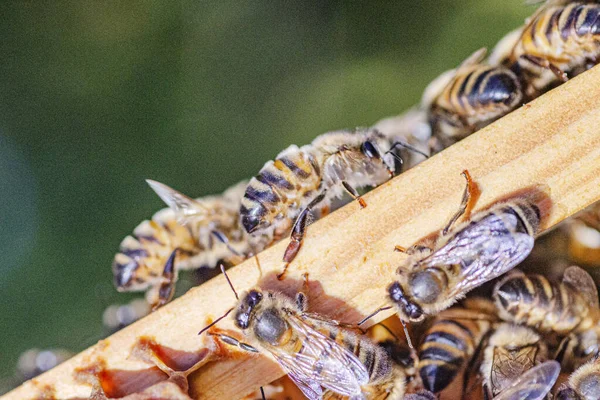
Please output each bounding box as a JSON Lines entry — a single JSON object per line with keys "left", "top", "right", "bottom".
{"left": 113, "top": 180, "right": 255, "bottom": 309}
{"left": 556, "top": 356, "right": 600, "bottom": 400}
{"left": 385, "top": 170, "right": 540, "bottom": 323}
{"left": 423, "top": 48, "right": 522, "bottom": 152}
{"left": 481, "top": 323, "right": 548, "bottom": 398}
{"left": 491, "top": 0, "right": 600, "bottom": 97}
{"left": 239, "top": 128, "right": 426, "bottom": 276}
{"left": 493, "top": 265, "right": 600, "bottom": 365}
{"left": 199, "top": 268, "right": 405, "bottom": 400}
{"left": 417, "top": 304, "right": 495, "bottom": 393}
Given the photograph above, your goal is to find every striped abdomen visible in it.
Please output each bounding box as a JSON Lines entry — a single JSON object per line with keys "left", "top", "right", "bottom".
{"left": 418, "top": 315, "right": 491, "bottom": 393}
{"left": 431, "top": 65, "right": 521, "bottom": 143}
{"left": 494, "top": 273, "right": 592, "bottom": 335}
{"left": 513, "top": 3, "right": 600, "bottom": 91}
{"left": 113, "top": 219, "right": 199, "bottom": 291}
{"left": 485, "top": 200, "right": 541, "bottom": 237}
{"left": 241, "top": 145, "right": 321, "bottom": 235}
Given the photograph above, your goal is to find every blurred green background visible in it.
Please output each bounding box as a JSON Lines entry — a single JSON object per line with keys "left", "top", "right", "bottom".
{"left": 0, "top": 0, "right": 531, "bottom": 391}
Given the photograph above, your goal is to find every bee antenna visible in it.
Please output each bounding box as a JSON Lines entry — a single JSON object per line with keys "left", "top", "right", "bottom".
{"left": 198, "top": 307, "right": 234, "bottom": 336}
{"left": 220, "top": 264, "right": 239, "bottom": 300}
{"left": 387, "top": 140, "right": 429, "bottom": 159}
{"left": 357, "top": 305, "right": 393, "bottom": 326}
{"left": 260, "top": 386, "right": 266, "bottom": 400}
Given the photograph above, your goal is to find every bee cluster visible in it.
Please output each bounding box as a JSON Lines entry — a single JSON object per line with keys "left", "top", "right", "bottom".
{"left": 15, "top": 1, "right": 600, "bottom": 399}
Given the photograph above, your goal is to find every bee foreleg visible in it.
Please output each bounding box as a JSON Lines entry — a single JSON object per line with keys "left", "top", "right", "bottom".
{"left": 442, "top": 169, "right": 477, "bottom": 235}
{"left": 151, "top": 249, "right": 178, "bottom": 311}
{"left": 280, "top": 191, "right": 328, "bottom": 278}
{"left": 296, "top": 291, "right": 308, "bottom": 311}
{"left": 211, "top": 230, "right": 242, "bottom": 257}
{"left": 342, "top": 181, "right": 367, "bottom": 208}
{"left": 212, "top": 333, "right": 259, "bottom": 353}
{"left": 520, "top": 54, "right": 568, "bottom": 82}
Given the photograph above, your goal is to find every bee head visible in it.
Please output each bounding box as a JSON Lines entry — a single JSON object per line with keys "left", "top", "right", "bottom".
{"left": 388, "top": 281, "right": 424, "bottom": 321}
{"left": 234, "top": 290, "right": 263, "bottom": 330}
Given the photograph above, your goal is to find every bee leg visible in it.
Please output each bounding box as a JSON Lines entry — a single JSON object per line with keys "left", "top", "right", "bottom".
{"left": 151, "top": 249, "right": 178, "bottom": 311}
{"left": 520, "top": 55, "right": 568, "bottom": 82}
{"left": 296, "top": 291, "right": 308, "bottom": 312}
{"left": 211, "top": 333, "right": 259, "bottom": 353}
{"left": 211, "top": 230, "right": 242, "bottom": 257}
{"left": 342, "top": 181, "right": 367, "bottom": 208}
{"left": 357, "top": 305, "right": 393, "bottom": 327}
{"left": 442, "top": 169, "right": 476, "bottom": 235}
{"left": 260, "top": 386, "right": 266, "bottom": 400}
{"left": 280, "top": 191, "right": 327, "bottom": 279}
{"left": 394, "top": 244, "right": 432, "bottom": 255}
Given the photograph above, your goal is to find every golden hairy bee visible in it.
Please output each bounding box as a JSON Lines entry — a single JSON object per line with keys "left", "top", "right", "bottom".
{"left": 416, "top": 301, "right": 496, "bottom": 393}
{"left": 481, "top": 323, "right": 548, "bottom": 398}
{"left": 112, "top": 180, "right": 259, "bottom": 309}
{"left": 199, "top": 268, "right": 406, "bottom": 400}
{"left": 422, "top": 48, "right": 522, "bottom": 152}
{"left": 556, "top": 356, "right": 600, "bottom": 400}
{"left": 490, "top": 0, "right": 600, "bottom": 98}
{"left": 376, "top": 170, "right": 540, "bottom": 324}
{"left": 493, "top": 265, "right": 600, "bottom": 365}
{"left": 239, "top": 127, "right": 427, "bottom": 277}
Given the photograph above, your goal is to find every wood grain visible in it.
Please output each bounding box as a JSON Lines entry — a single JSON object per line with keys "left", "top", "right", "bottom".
{"left": 4, "top": 65, "right": 600, "bottom": 400}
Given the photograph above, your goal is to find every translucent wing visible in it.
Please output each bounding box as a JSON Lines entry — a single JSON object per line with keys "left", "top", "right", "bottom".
{"left": 146, "top": 179, "right": 208, "bottom": 222}
{"left": 494, "top": 361, "right": 560, "bottom": 400}
{"left": 418, "top": 211, "right": 534, "bottom": 300}
{"left": 267, "top": 314, "right": 368, "bottom": 399}
{"left": 563, "top": 265, "right": 599, "bottom": 309}
{"left": 458, "top": 48, "right": 487, "bottom": 69}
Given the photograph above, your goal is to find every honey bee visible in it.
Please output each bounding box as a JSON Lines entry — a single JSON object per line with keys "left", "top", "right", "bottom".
{"left": 493, "top": 265, "right": 600, "bottom": 363}
{"left": 490, "top": 0, "right": 600, "bottom": 97}
{"left": 199, "top": 267, "right": 406, "bottom": 400}
{"left": 383, "top": 170, "right": 540, "bottom": 323}
{"left": 102, "top": 298, "right": 150, "bottom": 335}
{"left": 417, "top": 304, "right": 495, "bottom": 393}
{"left": 481, "top": 323, "right": 548, "bottom": 398}
{"left": 239, "top": 127, "right": 427, "bottom": 276}
{"left": 113, "top": 179, "right": 257, "bottom": 309}
{"left": 422, "top": 48, "right": 522, "bottom": 152}
{"left": 556, "top": 356, "right": 600, "bottom": 400}
{"left": 16, "top": 348, "right": 73, "bottom": 381}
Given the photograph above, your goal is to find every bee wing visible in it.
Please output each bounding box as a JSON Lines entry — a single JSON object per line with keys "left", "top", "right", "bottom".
{"left": 268, "top": 314, "right": 369, "bottom": 399}
{"left": 493, "top": 361, "right": 560, "bottom": 400}
{"left": 562, "top": 265, "right": 599, "bottom": 309}
{"left": 458, "top": 48, "right": 488, "bottom": 69}
{"left": 146, "top": 180, "right": 208, "bottom": 222}
{"left": 419, "top": 211, "right": 534, "bottom": 299}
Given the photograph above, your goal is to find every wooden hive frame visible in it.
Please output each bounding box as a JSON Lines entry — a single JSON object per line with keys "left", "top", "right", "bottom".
{"left": 4, "top": 63, "right": 600, "bottom": 400}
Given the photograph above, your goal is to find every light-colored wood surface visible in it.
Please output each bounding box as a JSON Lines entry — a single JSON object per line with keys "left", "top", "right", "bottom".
{"left": 5, "top": 65, "right": 600, "bottom": 400}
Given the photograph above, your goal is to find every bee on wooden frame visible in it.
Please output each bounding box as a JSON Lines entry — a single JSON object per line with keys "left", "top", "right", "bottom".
{"left": 423, "top": 48, "right": 522, "bottom": 153}
{"left": 481, "top": 323, "right": 548, "bottom": 398}
{"left": 199, "top": 267, "right": 407, "bottom": 400}
{"left": 493, "top": 265, "right": 600, "bottom": 366}
{"left": 370, "top": 170, "right": 540, "bottom": 325}
{"left": 239, "top": 127, "right": 428, "bottom": 278}
{"left": 556, "top": 356, "right": 600, "bottom": 400}
{"left": 417, "top": 301, "right": 496, "bottom": 393}
{"left": 490, "top": 0, "right": 600, "bottom": 98}
{"left": 113, "top": 180, "right": 261, "bottom": 309}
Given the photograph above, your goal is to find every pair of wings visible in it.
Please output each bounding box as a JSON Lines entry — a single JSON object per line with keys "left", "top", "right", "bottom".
{"left": 414, "top": 210, "right": 535, "bottom": 301}
{"left": 268, "top": 313, "right": 369, "bottom": 400}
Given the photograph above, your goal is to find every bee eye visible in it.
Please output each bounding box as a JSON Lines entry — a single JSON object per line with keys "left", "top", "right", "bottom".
{"left": 361, "top": 141, "right": 380, "bottom": 159}
{"left": 246, "top": 290, "right": 263, "bottom": 307}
